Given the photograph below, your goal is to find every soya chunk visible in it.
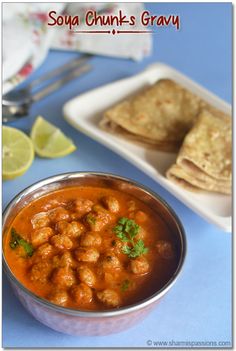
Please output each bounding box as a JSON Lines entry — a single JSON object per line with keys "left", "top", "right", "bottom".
{"left": 51, "top": 267, "right": 76, "bottom": 287}
{"left": 156, "top": 240, "right": 175, "bottom": 259}
{"left": 107, "top": 239, "right": 123, "bottom": 255}
{"left": 48, "top": 289, "right": 68, "bottom": 306}
{"left": 31, "top": 212, "right": 50, "bottom": 229}
{"left": 50, "top": 234, "right": 73, "bottom": 250}
{"left": 77, "top": 265, "right": 96, "bottom": 287}
{"left": 56, "top": 220, "right": 84, "bottom": 238}
{"left": 52, "top": 251, "right": 76, "bottom": 269}
{"left": 80, "top": 232, "right": 102, "bottom": 247}
{"left": 100, "top": 254, "right": 121, "bottom": 271}
{"left": 73, "top": 199, "right": 94, "bottom": 216}
{"left": 134, "top": 210, "right": 148, "bottom": 224}
{"left": 30, "top": 261, "right": 52, "bottom": 283}
{"left": 135, "top": 227, "right": 146, "bottom": 240}
{"left": 75, "top": 248, "right": 100, "bottom": 263}
{"left": 97, "top": 289, "right": 121, "bottom": 307}
{"left": 49, "top": 207, "right": 70, "bottom": 223}
{"left": 31, "top": 227, "right": 54, "bottom": 247}
{"left": 85, "top": 208, "right": 111, "bottom": 231}
{"left": 34, "top": 243, "right": 54, "bottom": 259}
{"left": 102, "top": 196, "right": 120, "bottom": 213}
{"left": 127, "top": 200, "right": 136, "bottom": 212}
{"left": 43, "top": 199, "right": 66, "bottom": 211}
{"left": 130, "top": 256, "right": 150, "bottom": 275}
{"left": 103, "top": 272, "right": 120, "bottom": 285}
{"left": 70, "top": 283, "right": 93, "bottom": 304}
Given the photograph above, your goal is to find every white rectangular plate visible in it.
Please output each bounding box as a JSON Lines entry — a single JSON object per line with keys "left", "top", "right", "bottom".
{"left": 63, "top": 63, "right": 232, "bottom": 232}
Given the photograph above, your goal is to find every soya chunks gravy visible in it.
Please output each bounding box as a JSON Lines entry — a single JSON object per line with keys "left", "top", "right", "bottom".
{"left": 4, "top": 186, "right": 179, "bottom": 310}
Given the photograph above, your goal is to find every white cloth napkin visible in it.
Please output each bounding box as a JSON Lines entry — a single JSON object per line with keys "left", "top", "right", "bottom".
{"left": 2, "top": 3, "right": 152, "bottom": 93}
{"left": 3, "top": 17, "right": 33, "bottom": 82}
{"left": 2, "top": 3, "right": 64, "bottom": 93}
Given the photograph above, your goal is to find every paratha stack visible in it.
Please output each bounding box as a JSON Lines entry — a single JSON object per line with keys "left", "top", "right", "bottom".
{"left": 166, "top": 110, "right": 232, "bottom": 194}
{"left": 100, "top": 77, "right": 231, "bottom": 195}
{"left": 100, "top": 79, "right": 208, "bottom": 152}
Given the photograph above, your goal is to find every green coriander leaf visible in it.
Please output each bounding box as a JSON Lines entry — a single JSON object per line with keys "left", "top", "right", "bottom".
{"left": 18, "top": 238, "right": 34, "bottom": 257}
{"left": 121, "top": 279, "right": 130, "bottom": 292}
{"left": 127, "top": 250, "right": 139, "bottom": 258}
{"left": 116, "top": 232, "right": 129, "bottom": 242}
{"left": 119, "top": 218, "right": 127, "bottom": 225}
{"left": 9, "top": 228, "right": 20, "bottom": 249}
{"left": 129, "top": 224, "right": 139, "bottom": 239}
{"left": 87, "top": 214, "right": 96, "bottom": 225}
{"left": 113, "top": 217, "right": 148, "bottom": 258}
{"left": 123, "top": 218, "right": 139, "bottom": 236}
{"left": 133, "top": 239, "right": 149, "bottom": 257}
{"left": 123, "top": 240, "right": 149, "bottom": 258}
{"left": 9, "top": 228, "right": 34, "bottom": 257}
{"left": 114, "top": 218, "right": 139, "bottom": 239}
{"left": 10, "top": 241, "right": 18, "bottom": 249}
{"left": 122, "top": 245, "right": 131, "bottom": 255}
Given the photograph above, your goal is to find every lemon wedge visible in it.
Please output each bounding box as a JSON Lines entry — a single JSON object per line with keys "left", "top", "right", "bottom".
{"left": 3, "top": 126, "right": 34, "bottom": 180}
{"left": 30, "top": 116, "right": 76, "bottom": 158}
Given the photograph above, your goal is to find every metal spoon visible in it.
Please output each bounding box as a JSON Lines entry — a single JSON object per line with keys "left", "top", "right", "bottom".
{"left": 2, "top": 55, "right": 92, "bottom": 122}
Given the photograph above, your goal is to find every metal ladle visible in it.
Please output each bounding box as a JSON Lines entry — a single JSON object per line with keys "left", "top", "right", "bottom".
{"left": 2, "top": 54, "right": 92, "bottom": 123}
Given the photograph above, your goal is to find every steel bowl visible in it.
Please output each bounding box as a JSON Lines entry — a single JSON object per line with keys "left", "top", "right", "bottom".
{"left": 2, "top": 172, "right": 186, "bottom": 336}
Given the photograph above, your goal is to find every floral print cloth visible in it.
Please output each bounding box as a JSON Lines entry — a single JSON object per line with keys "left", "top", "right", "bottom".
{"left": 3, "top": 3, "right": 152, "bottom": 94}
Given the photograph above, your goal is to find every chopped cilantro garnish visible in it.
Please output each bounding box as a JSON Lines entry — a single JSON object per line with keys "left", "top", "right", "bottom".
{"left": 121, "top": 279, "right": 130, "bottom": 292}
{"left": 87, "top": 213, "right": 96, "bottom": 225}
{"left": 9, "top": 228, "right": 34, "bottom": 257}
{"left": 113, "top": 217, "right": 148, "bottom": 259}
{"left": 122, "top": 240, "right": 148, "bottom": 258}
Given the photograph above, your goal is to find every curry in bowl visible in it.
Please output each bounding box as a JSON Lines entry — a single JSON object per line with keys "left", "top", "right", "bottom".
{"left": 4, "top": 184, "right": 180, "bottom": 311}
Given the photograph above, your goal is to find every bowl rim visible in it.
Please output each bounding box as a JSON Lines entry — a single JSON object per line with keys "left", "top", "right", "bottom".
{"left": 2, "top": 171, "right": 187, "bottom": 317}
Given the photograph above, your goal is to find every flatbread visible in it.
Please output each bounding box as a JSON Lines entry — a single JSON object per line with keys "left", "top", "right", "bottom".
{"left": 167, "top": 164, "right": 231, "bottom": 194}
{"left": 100, "top": 117, "right": 180, "bottom": 151}
{"left": 166, "top": 110, "right": 232, "bottom": 194}
{"left": 176, "top": 110, "right": 231, "bottom": 181}
{"left": 100, "top": 79, "right": 208, "bottom": 151}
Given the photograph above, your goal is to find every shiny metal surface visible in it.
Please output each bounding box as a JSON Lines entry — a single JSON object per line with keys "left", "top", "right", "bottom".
{"left": 3, "top": 172, "right": 186, "bottom": 319}
{"left": 2, "top": 55, "right": 91, "bottom": 121}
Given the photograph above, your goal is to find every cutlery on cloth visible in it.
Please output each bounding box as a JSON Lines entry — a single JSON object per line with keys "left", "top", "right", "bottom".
{"left": 3, "top": 55, "right": 92, "bottom": 122}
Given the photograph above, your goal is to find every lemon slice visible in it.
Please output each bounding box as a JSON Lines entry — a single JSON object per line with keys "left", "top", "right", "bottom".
{"left": 30, "top": 116, "right": 76, "bottom": 158}
{"left": 2, "top": 126, "right": 34, "bottom": 180}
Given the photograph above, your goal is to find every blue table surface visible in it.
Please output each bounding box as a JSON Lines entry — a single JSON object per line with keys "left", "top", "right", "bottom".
{"left": 2, "top": 3, "right": 232, "bottom": 348}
